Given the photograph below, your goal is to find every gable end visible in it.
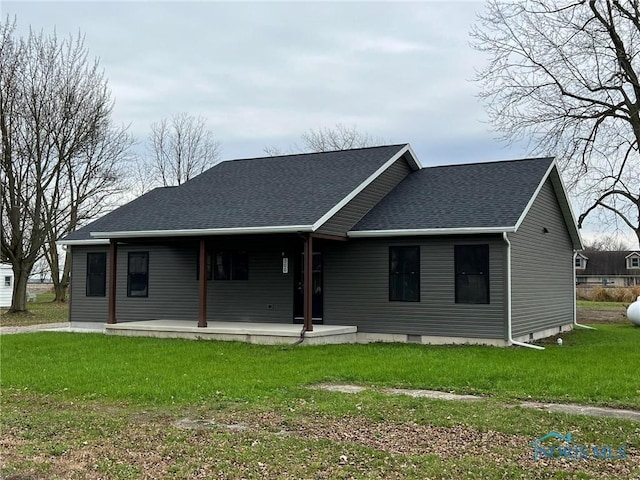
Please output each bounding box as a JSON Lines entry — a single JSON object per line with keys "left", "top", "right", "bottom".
{"left": 314, "top": 145, "right": 419, "bottom": 235}
{"left": 627, "top": 252, "right": 640, "bottom": 269}
{"left": 316, "top": 154, "right": 414, "bottom": 236}
{"left": 514, "top": 162, "right": 582, "bottom": 250}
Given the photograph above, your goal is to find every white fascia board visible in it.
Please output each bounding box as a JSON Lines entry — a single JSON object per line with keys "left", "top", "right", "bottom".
{"left": 348, "top": 226, "right": 515, "bottom": 238}
{"left": 549, "top": 167, "right": 584, "bottom": 249}
{"left": 514, "top": 160, "right": 583, "bottom": 249}
{"left": 624, "top": 252, "right": 640, "bottom": 258}
{"left": 90, "top": 225, "right": 314, "bottom": 239}
{"left": 513, "top": 160, "right": 555, "bottom": 232}
{"left": 56, "top": 238, "right": 110, "bottom": 246}
{"left": 312, "top": 144, "right": 419, "bottom": 231}
{"left": 404, "top": 144, "right": 422, "bottom": 169}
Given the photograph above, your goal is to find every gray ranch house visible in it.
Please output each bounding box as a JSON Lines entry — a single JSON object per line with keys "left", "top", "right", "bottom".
{"left": 60, "top": 144, "right": 583, "bottom": 347}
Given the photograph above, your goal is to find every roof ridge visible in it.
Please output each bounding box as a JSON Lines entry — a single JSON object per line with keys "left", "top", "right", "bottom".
{"left": 219, "top": 143, "right": 409, "bottom": 164}
{"left": 582, "top": 249, "right": 640, "bottom": 254}
{"left": 424, "top": 156, "right": 554, "bottom": 170}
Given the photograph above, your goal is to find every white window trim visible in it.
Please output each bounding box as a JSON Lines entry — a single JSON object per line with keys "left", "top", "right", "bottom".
{"left": 575, "top": 255, "right": 587, "bottom": 269}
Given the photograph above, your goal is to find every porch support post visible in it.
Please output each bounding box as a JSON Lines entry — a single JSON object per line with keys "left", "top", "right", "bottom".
{"left": 304, "top": 233, "right": 314, "bottom": 332}
{"left": 198, "top": 239, "right": 208, "bottom": 328}
{"left": 108, "top": 239, "right": 117, "bottom": 324}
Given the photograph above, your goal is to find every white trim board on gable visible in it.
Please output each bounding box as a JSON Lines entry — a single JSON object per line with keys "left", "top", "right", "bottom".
{"left": 312, "top": 145, "right": 419, "bottom": 231}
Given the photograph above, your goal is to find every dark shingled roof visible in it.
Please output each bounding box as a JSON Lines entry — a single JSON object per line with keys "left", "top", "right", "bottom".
{"left": 353, "top": 157, "right": 554, "bottom": 231}
{"left": 62, "top": 144, "right": 409, "bottom": 241}
{"left": 578, "top": 250, "right": 640, "bottom": 276}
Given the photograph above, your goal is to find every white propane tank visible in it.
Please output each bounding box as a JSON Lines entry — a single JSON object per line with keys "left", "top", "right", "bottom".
{"left": 628, "top": 296, "right": 640, "bottom": 326}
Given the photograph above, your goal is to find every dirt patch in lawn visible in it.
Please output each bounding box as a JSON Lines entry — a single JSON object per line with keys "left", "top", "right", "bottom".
{"left": 576, "top": 304, "right": 628, "bottom": 324}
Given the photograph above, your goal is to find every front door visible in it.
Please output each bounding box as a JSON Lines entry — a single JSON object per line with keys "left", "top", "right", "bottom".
{"left": 293, "top": 251, "right": 323, "bottom": 323}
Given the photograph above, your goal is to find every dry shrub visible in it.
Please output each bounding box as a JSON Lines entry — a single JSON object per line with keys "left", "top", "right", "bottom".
{"left": 577, "top": 286, "right": 640, "bottom": 303}
{"left": 576, "top": 286, "right": 592, "bottom": 301}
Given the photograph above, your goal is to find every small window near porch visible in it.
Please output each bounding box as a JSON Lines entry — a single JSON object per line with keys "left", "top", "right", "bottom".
{"left": 86, "top": 252, "right": 106, "bottom": 297}
{"left": 214, "top": 251, "right": 248, "bottom": 280}
{"left": 127, "top": 252, "right": 149, "bottom": 297}
{"left": 455, "top": 244, "right": 490, "bottom": 304}
{"left": 389, "top": 246, "right": 420, "bottom": 302}
{"left": 4, "top": 276, "right": 11, "bottom": 287}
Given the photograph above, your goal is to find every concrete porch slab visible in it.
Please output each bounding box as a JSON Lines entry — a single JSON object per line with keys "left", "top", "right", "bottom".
{"left": 105, "top": 320, "right": 357, "bottom": 345}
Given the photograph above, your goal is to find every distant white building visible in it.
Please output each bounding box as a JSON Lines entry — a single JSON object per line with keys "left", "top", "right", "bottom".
{"left": 0, "top": 264, "right": 14, "bottom": 308}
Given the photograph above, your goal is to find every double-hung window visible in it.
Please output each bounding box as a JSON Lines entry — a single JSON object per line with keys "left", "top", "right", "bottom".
{"left": 455, "top": 245, "right": 489, "bottom": 304}
{"left": 128, "top": 252, "right": 149, "bottom": 297}
{"left": 86, "top": 252, "right": 106, "bottom": 297}
{"left": 389, "top": 246, "right": 420, "bottom": 302}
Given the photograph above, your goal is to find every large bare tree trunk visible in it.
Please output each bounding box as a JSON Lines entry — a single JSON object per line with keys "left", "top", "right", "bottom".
{"left": 52, "top": 282, "right": 66, "bottom": 303}
{"left": 10, "top": 264, "right": 31, "bottom": 313}
{"left": 52, "top": 249, "right": 71, "bottom": 303}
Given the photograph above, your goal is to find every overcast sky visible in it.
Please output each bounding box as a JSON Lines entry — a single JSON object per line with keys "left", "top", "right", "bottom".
{"left": 3, "top": 1, "right": 524, "bottom": 163}
{"left": 2, "top": 1, "right": 633, "bottom": 244}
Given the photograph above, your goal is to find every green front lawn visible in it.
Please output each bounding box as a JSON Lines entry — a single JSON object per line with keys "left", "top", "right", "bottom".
{"left": 2, "top": 327, "right": 639, "bottom": 479}
{"left": 2, "top": 324, "right": 638, "bottom": 408}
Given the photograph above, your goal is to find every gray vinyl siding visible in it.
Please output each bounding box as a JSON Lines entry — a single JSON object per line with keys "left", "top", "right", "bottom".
{"left": 71, "top": 233, "right": 509, "bottom": 338}
{"left": 116, "top": 245, "right": 199, "bottom": 321}
{"left": 317, "top": 156, "right": 412, "bottom": 236}
{"left": 206, "top": 238, "right": 293, "bottom": 323}
{"left": 70, "top": 245, "right": 110, "bottom": 323}
{"left": 322, "top": 236, "right": 505, "bottom": 338}
{"left": 509, "top": 179, "right": 574, "bottom": 336}
{"left": 70, "top": 238, "right": 294, "bottom": 324}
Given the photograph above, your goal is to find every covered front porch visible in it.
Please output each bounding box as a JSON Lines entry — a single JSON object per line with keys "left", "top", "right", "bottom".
{"left": 104, "top": 320, "right": 357, "bottom": 345}
{"left": 101, "top": 232, "right": 345, "bottom": 337}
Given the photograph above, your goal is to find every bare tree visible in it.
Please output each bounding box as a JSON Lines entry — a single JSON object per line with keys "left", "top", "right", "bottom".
{"left": 264, "top": 123, "right": 384, "bottom": 155}
{"left": 582, "top": 235, "right": 631, "bottom": 252}
{"left": 44, "top": 124, "right": 133, "bottom": 302}
{"left": 471, "top": 0, "right": 640, "bottom": 247}
{"left": 147, "top": 112, "right": 221, "bottom": 188}
{"left": 31, "top": 255, "right": 50, "bottom": 283}
{"left": 0, "top": 19, "right": 132, "bottom": 311}
{"left": 300, "top": 123, "right": 384, "bottom": 152}
{"left": 263, "top": 145, "right": 287, "bottom": 157}
{"left": 126, "top": 154, "right": 158, "bottom": 199}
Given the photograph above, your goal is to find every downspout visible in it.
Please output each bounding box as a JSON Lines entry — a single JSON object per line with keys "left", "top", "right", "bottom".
{"left": 291, "top": 323, "right": 307, "bottom": 346}
{"left": 503, "top": 233, "right": 545, "bottom": 350}
{"left": 573, "top": 250, "right": 596, "bottom": 330}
